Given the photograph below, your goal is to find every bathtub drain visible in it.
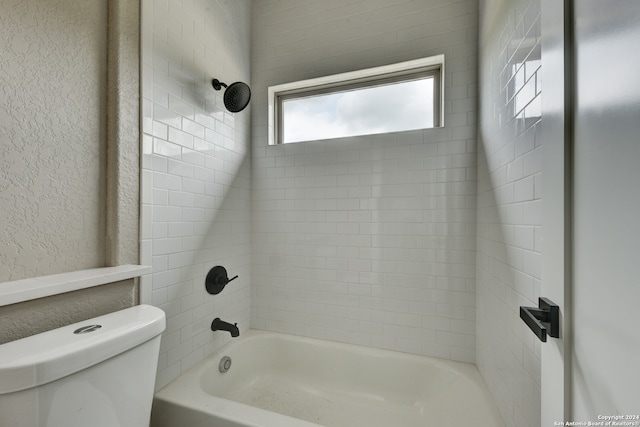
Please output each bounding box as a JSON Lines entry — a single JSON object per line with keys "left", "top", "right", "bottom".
{"left": 219, "top": 356, "right": 232, "bottom": 373}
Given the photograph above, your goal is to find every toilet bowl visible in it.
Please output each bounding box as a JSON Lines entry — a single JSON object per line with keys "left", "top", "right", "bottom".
{"left": 0, "top": 304, "right": 166, "bottom": 427}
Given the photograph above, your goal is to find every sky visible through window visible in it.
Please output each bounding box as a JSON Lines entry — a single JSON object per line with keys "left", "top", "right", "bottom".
{"left": 282, "top": 77, "right": 434, "bottom": 143}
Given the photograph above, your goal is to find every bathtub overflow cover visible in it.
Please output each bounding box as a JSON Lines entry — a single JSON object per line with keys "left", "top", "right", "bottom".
{"left": 74, "top": 325, "right": 102, "bottom": 334}
{"left": 219, "top": 356, "right": 232, "bottom": 373}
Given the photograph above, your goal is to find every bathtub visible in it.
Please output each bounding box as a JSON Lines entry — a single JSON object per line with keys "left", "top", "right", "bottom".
{"left": 150, "top": 330, "right": 504, "bottom": 427}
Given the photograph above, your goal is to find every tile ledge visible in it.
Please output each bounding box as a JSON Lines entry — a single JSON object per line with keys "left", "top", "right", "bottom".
{"left": 0, "top": 265, "right": 152, "bottom": 307}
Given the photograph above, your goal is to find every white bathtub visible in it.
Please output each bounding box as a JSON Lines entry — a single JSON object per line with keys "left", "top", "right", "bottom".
{"left": 151, "top": 330, "right": 504, "bottom": 427}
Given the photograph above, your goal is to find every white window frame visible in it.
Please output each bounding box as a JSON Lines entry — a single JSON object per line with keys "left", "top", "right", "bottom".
{"left": 267, "top": 55, "right": 445, "bottom": 145}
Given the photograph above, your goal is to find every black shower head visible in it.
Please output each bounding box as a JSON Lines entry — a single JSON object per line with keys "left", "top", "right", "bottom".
{"left": 212, "top": 79, "right": 251, "bottom": 113}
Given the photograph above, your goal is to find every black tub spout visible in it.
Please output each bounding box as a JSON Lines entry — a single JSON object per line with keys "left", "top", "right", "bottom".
{"left": 211, "top": 318, "right": 239, "bottom": 337}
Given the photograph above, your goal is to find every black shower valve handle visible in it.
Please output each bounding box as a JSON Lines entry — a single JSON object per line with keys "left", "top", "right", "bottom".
{"left": 205, "top": 266, "right": 238, "bottom": 295}
{"left": 217, "top": 274, "right": 238, "bottom": 285}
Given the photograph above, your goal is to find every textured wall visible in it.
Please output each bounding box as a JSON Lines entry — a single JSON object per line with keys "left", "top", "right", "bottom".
{"left": 0, "top": 279, "right": 136, "bottom": 344}
{"left": 106, "top": 0, "right": 141, "bottom": 266}
{"left": 251, "top": 0, "right": 478, "bottom": 362}
{"left": 0, "top": 0, "right": 107, "bottom": 280}
{"left": 0, "top": 0, "right": 141, "bottom": 341}
{"left": 140, "top": 0, "right": 252, "bottom": 390}
{"left": 477, "top": 0, "right": 542, "bottom": 425}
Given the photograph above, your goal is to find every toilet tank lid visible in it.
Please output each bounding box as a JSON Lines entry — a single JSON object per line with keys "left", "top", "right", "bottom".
{"left": 0, "top": 304, "right": 166, "bottom": 394}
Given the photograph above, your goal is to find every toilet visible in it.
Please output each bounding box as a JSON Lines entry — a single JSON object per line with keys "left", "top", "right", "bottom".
{"left": 0, "top": 304, "right": 166, "bottom": 427}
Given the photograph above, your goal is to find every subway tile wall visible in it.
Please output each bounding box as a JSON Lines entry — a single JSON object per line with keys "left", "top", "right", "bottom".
{"left": 140, "top": 0, "right": 252, "bottom": 390}
{"left": 477, "top": 0, "right": 542, "bottom": 425}
{"left": 251, "top": 0, "right": 479, "bottom": 362}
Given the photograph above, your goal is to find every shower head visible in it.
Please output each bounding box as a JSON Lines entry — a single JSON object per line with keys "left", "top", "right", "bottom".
{"left": 212, "top": 78, "right": 251, "bottom": 113}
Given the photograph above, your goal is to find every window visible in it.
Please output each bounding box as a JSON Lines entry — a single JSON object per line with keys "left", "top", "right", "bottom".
{"left": 268, "top": 55, "right": 444, "bottom": 145}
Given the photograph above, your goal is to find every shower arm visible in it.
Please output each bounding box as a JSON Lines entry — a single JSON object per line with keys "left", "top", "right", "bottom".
{"left": 212, "top": 79, "right": 228, "bottom": 90}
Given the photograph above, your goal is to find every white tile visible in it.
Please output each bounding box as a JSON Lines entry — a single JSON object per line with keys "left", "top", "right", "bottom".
{"left": 168, "top": 95, "right": 195, "bottom": 120}
{"left": 168, "top": 127, "right": 194, "bottom": 149}
{"left": 153, "top": 104, "right": 181, "bottom": 129}
{"left": 153, "top": 138, "right": 181, "bottom": 158}
{"left": 476, "top": 0, "right": 543, "bottom": 424}
{"left": 153, "top": 172, "right": 181, "bottom": 191}
{"left": 152, "top": 222, "right": 167, "bottom": 239}
{"left": 168, "top": 191, "right": 195, "bottom": 207}
{"left": 152, "top": 120, "right": 168, "bottom": 139}
{"left": 182, "top": 118, "right": 205, "bottom": 139}
{"left": 514, "top": 175, "right": 535, "bottom": 202}
{"left": 167, "top": 159, "right": 194, "bottom": 178}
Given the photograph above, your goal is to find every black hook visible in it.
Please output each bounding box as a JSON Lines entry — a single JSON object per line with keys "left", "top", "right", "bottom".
{"left": 205, "top": 266, "right": 238, "bottom": 295}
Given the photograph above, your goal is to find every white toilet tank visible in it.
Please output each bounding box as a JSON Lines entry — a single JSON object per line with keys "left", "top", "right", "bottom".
{"left": 0, "top": 304, "right": 166, "bottom": 427}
